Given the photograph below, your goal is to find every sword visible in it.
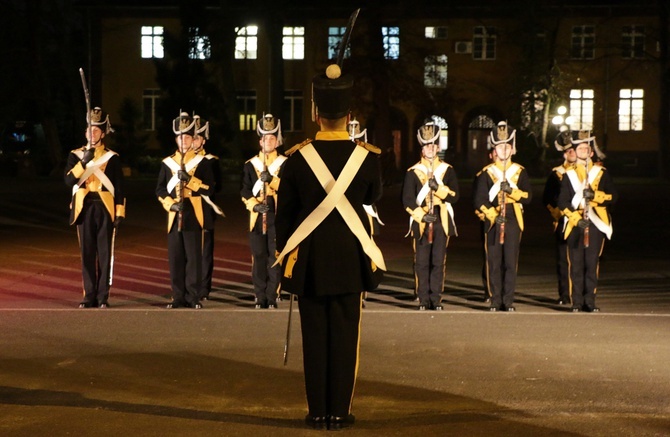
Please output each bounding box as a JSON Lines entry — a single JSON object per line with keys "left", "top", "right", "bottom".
{"left": 283, "top": 293, "right": 294, "bottom": 366}
{"left": 109, "top": 226, "right": 116, "bottom": 286}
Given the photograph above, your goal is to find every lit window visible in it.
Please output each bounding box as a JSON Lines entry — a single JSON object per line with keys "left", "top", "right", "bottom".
{"left": 142, "top": 89, "right": 161, "bottom": 131}
{"left": 283, "top": 90, "right": 303, "bottom": 132}
{"left": 571, "top": 25, "right": 595, "bottom": 59}
{"left": 141, "top": 26, "right": 164, "bottom": 59}
{"left": 237, "top": 90, "right": 257, "bottom": 131}
{"left": 425, "top": 26, "right": 448, "bottom": 39}
{"left": 235, "top": 26, "right": 258, "bottom": 60}
{"left": 469, "top": 115, "right": 495, "bottom": 129}
{"left": 328, "top": 27, "right": 350, "bottom": 60}
{"left": 473, "top": 26, "right": 496, "bottom": 60}
{"left": 622, "top": 26, "right": 645, "bottom": 59}
{"left": 424, "top": 55, "right": 448, "bottom": 88}
{"left": 618, "top": 88, "right": 644, "bottom": 131}
{"left": 569, "top": 89, "right": 594, "bottom": 130}
{"left": 189, "top": 27, "right": 211, "bottom": 60}
{"left": 382, "top": 27, "right": 400, "bottom": 60}
{"left": 283, "top": 27, "right": 305, "bottom": 60}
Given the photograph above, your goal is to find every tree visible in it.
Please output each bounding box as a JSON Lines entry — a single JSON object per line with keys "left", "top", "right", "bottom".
{"left": 111, "top": 98, "right": 149, "bottom": 169}
{"left": 153, "top": 0, "right": 232, "bottom": 158}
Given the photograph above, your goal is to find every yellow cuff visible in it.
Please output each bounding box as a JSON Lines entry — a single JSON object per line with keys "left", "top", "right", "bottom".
{"left": 268, "top": 177, "right": 280, "bottom": 191}
{"left": 434, "top": 185, "right": 452, "bottom": 200}
{"left": 408, "top": 206, "right": 426, "bottom": 223}
{"left": 159, "top": 196, "right": 176, "bottom": 212}
{"left": 547, "top": 205, "right": 562, "bottom": 222}
{"left": 243, "top": 197, "right": 260, "bottom": 212}
{"left": 115, "top": 202, "right": 126, "bottom": 219}
{"left": 593, "top": 190, "right": 612, "bottom": 204}
{"left": 480, "top": 205, "right": 498, "bottom": 225}
{"left": 508, "top": 188, "right": 527, "bottom": 202}
{"left": 70, "top": 162, "right": 85, "bottom": 179}
{"left": 186, "top": 176, "right": 209, "bottom": 192}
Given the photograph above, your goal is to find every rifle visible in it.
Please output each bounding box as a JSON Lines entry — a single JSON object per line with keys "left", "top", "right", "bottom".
{"left": 261, "top": 136, "right": 268, "bottom": 235}
{"left": 582, "top": 156, "right": 591, "bottom": 248}
{"left": 78, "top": 68, "right": 93, "bottom": 151}
{"left": 177, "top": 110, "right": 185, "bottom": 232}
{"left": 498, "top": 155, "right": 508, "bottom": 245}
{"left": 426, "top": 155, "right": 435, "bottom": 244}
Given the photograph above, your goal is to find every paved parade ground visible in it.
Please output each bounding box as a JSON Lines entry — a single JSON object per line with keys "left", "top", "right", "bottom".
{"left": 1, "top": 176, "right": 669, "bottom": 436}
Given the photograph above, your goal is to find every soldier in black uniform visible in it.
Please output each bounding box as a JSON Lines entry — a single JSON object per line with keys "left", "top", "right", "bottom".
{"left": 401, "top": 120, "right": 459, "bottom": 311}
{"left": 473, "top": 121, "right": 532, "bottom": 312}
{"left": 65, "top": 107, "right": 125, "bottom": 309}
{"left": 156, "top": 112, "right": 215, "bottom": 309}
{"left": 192, "top": 115, "right": 224, "bottom": 301}
{"left": 275, "top": 63, "right": 384, "bottom": 430}
{"left": 241, "top": 114, "right": 286, "bottom": 309}
{"left": 543, "top": 129, "right": 577, "bottom": 305}
{"left": 557, "top": 131, "right": 617, "bottom": 312}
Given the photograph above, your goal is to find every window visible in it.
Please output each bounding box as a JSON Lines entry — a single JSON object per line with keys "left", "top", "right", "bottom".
{"left": 237, "top": 90, "right": 257, "bottom": 131}
{"left": 569, "top": 89, "right": 594, "bottom": 130}
{"left": 283, "top": 27, "right": 305, "bottom": 60}
{"left": 141, "top": 26, "right": 164, "bottom": 59}
{"left": 382, "top": 27, "right": 400, "bottom": 60}
{"left": 571, "top": 25, "right": 595, "bottom": 59}
{"left": 283, "top": 90, "right": 304, "bottom": 132}
{"left": 235, "top": 26, "right": 258, "bottom": 59}
{"left": 424, "top": 55, "right": 448, "bottom": 88}
{"left": 622, "top": 26, "right": 645, "bottom": 59}
{"left": 142, "top": 89, "right": 161, "bottom": 131}
{"left": 189, "top": 27, "right": 211, "bottom": 60}
{"left": 619, "top": 88, "right": 644, "bottom": 131}
{"left": 473, "top": 26, "right": 496, "bottom": 60}
{"left": 425, "top": 26, "right": 448, "bottom": 39}
{"left": 328, "top": 27, "right": 350, "bottom": 60}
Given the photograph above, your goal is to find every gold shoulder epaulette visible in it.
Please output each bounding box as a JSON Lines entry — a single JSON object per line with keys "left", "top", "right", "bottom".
{"left": 477, "top": 163, "right": 494, "bottom": 177}
{"left": 285, "top": 138, "right": 312, "bottom": 156}
{"left": 355, "top": 139, "right": 381, "bottom": 155}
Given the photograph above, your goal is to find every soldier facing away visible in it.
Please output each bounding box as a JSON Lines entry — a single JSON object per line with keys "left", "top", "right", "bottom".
{"left": 275, "top": 62, "right": 385, "bottom": 430}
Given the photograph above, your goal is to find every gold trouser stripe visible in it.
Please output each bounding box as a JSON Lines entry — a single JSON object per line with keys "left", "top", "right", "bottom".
{"left": 348, "top": 294, "right": 364, "bottom": 414}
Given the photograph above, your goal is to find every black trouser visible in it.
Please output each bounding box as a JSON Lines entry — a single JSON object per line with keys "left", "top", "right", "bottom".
{"left": 201, "top": 228, "right": 214, "bottom": 299}
{"left": 483, "top": 210, "right": 522, "bottom": 309}
{"left": 249, "top": 225, "right": 280, "bottom": 305}
{"left": 554, "top": 229, "right": 570, "bottom": 302}
{"left": 566, "top": 226, "right": 605, "bottom": 310}
{"left": 76, "top": 198, "right": 113, "bottom": 306}
{"left": 298, "top": 293, "right": 362, "bottom": 418}
{"left": 167, "top": 209, "right": 202, "bottom": 307}
{"left": 413, "top": 221, "right": 448, "bottom": 308}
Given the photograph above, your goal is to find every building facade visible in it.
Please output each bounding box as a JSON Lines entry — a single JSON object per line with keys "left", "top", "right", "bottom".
{"left": 90, "top": 2, "right": 665, "bottom": 177}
